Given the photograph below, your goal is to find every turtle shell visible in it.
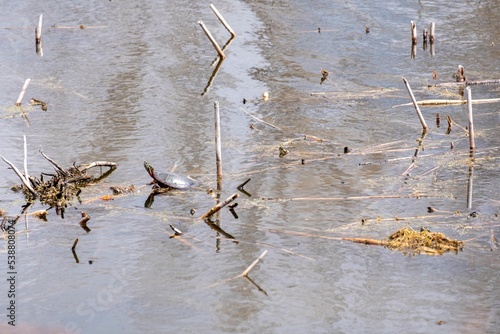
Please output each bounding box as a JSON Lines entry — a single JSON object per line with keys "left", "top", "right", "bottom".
{"left": 154, "top": 171, "right": 194, "bottom": 189}
{"left": 144, "top": 161, "right": 194, "bottom": 189}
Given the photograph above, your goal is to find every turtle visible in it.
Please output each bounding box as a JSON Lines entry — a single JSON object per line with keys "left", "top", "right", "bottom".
{"left": 144, "top": 161, "right": 195, "bottom": 189}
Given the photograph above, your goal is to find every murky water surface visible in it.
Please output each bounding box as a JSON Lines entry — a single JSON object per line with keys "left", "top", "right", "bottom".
{"left": 1, "top": 1, "right": 499, "bottom": 333}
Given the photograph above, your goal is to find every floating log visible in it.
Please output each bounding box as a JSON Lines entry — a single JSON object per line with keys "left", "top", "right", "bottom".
{"left": 15, "top": 79, "right": 31, "bottom": 106}
{"left": 210, "top": 4, "right": 236, "bottom": 37}
{"left": 198, "top": 20, "right": 225, "bottom": 59}
{"left": 402, "top": 77, "right": 428, "bottom": 131}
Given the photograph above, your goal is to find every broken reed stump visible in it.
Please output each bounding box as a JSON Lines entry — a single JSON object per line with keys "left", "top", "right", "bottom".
{"left": 35, "top": 14, "right": 43, "bottom": 43}
{"left": 402, "top": 77, "right": 429, "bottom": 132}
{"left": 429, "top": 21, "right": 435, "bottom": 43}
{"left": 210, "top": 4, "right": 236, "bottom": 38}
{"left": 411, "top": 21, "right": 417, "bottom": 44}
{"left": 456, "top": 65, "right": 466, "bottom": 82}
{"left": 466, "top": 87, "right": 475, "bottom": 150}
{"left": 35, "top": 14, "right": 43, "bottom": 56}
{"left": 15, "top": 79, "right": 31, "bottom": 106}
{"left": 79, "top": 211, "right": 91, "bottom": 233}
{"left": 198, "top": 20, "right": 226, "bottom": 59}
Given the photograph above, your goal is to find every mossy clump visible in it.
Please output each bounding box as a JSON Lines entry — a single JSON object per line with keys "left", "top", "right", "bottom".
{"left": 387, "top": 227, "right": 464, "bottom": 255}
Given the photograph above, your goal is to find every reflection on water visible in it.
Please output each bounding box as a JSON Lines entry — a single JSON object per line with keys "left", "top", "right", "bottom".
{"left": 0, "top": 0, "right": 499, "bottom": 333}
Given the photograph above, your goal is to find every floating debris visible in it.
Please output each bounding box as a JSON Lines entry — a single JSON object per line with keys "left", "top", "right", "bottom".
{"left": 110, "top": 185, "right": 135, "bottom": 195}
{"left": 30, "top": 98, "right": 48, "bottom": 111}
{"left": 279, "top": 146, "right": 289, "bottom": 158}
{"left": 386, "top": 227, "right": 463, "bottom": 255}
{"left": 320, "top": 68, "right": 329, "bottom": 84}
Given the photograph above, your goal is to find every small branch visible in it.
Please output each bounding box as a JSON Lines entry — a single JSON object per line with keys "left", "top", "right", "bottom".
{"left": 237, "top": 178, "right": 251, "bottom": 197}
{"left": 237, "top": 178, "right": 251, "bottom": 189}
{"left": 0, "top": 155, "right": 37, "bottom": 196}
{"left": 200, "top": 193, "right": 239, "bottom": 220}
{"left": 39, "top": 148, "right": 68, "bottom": 176}
{"left": 79, "top": 161, "right": 117, "bottom": 171}
{"left": 15, "top": 79, "right": 31, "bottom": 106}
{"left": 210, "top": 4, "right": 236, "bottom": 37}
{"left": 198, "top": 20, "right": 225, "bottom": 59}
{"left": 71, "top": 238, "right": 79, "bottom": 251}
{"left": 241, "top": 250, "right": 268, "bottom": 276}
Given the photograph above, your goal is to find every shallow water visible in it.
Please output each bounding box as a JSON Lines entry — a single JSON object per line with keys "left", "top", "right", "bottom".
{"left": 1, "top": 0, "right": 499, "bottom": 333}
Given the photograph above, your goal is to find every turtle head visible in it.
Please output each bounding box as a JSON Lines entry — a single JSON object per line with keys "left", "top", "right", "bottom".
{"left": 144, "top": 161, "right": 154, "bottom": 177}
